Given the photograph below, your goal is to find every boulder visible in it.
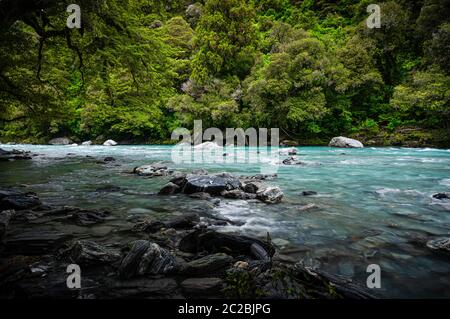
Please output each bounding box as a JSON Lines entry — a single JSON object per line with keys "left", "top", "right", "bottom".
{"left": 256, "top": 187, "right": 283, "bottom": 204}
{"left": 118, "top": 240, "right": 177, "bottom": 278}
{"left": 0, "top": 189, "right": 41, "bottom": 211}
{"left": 134, "top": 162, "right": 170, "bottom": 177}
{"left": 242, "top": 181, "right": 263, "bottom": 194}
{"left": 180, "top": 253, "right": 233, "bottom": 276}
{"left": 49, "top": 137, "right": 72, "bottom": 145}
{"left": 158, "top": 182, "right": 181, "bottom": 195}
{"left": 66, "top": 240, "right": 121, "bottom": 265}
{"left": 426, "top": 238, "right": 450, "bottom": 253}
{"left": 179, "top": 230, "right": 275, "bottom": 260}
{"left": 103, "top": 139, "right": 118, "bottom": 146}
{"left": 221, "top": 189, "right": 257, "bottom": 200}
{"left": 182, "top": 174, "right": 241, "bottom": 195}
{"left": 282, "top": 157, "right": 306, "bottom": 165}
{"left": 329, "top": 136, "right": 363, "bottom": 148}
{"left": 81, "top": 141, "right": 92, "bottom": 146}
{"left": 4, "top": 231, "right": 72, "bottom": 255}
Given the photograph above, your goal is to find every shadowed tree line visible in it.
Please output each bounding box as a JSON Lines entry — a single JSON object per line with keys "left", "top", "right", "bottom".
{"left": 0, "top": 0, "right": 449, "bottom": 146}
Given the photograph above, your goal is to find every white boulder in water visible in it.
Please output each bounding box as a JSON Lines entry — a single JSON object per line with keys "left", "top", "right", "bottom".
{"left": 103, "top": 139, "right": 118, "bottom": 146}
{"left": 329, "top": 136, "right": 363, "bottom": 148}
{"left": 82, "top": 141, "right": 92, "bottom": 146}
{"left": 193, "top": 141, "right": 222, "bottom": 150}
{"left": 279, "top": 147, "right": 298, "bottom": 156}
{"left": 49, "top": 137, "right": 72, "bottom": 145}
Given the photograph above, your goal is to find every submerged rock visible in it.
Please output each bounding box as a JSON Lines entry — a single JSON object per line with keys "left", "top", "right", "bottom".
{"left": 432, "top": 193, "right": 450, "bottom": 200}
{"left": 329, "top": 136, "right": 364, "bottom": 148}
{"left": 0, "top": 148, "right": 33, "bottom": 161}
{"left": 301, "top": 191, "right": 318, "bottom": 196}
{"left": 426, "top": 238, "right": 450, "bottom": 253}
{"left": 49, "top": 137, "right": 72, "bottom": 145}
{"left": 282, "top": 157, "right": 306, "bottom": 166}
{"left": 118, "top": 240, "right": 177, "bottom": 278}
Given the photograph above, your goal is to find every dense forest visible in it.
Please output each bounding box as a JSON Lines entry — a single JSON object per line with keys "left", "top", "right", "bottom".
{"left": 0, "top": 0, "right": 449, "bottom": 146}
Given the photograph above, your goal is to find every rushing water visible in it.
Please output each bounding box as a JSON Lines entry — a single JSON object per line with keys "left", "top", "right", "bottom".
{"left": 1, "top": 144, "right": 449, "bottom": 298}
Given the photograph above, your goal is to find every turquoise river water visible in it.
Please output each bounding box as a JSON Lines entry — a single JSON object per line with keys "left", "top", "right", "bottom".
{"left": 0, "top": 144, "right": 449, "bottom": 298}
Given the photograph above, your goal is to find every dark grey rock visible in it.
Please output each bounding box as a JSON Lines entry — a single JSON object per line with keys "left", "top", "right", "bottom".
{"left": 0, "top": 190, "right": 41, "bottom": 211}
{"left": 221, "top": 189, "right": 257, "bottom": 200}
{"left": 4, "top": 231, "right": 72, "bottom": 255}
{"left": 158, "top": 182, "right": 181, "bottom": 195}
{"left": 180, "top": 253, "right": 233, "bottom": 276}
{"left": 256, "top": 187, "right": 283, "bottom": 204}
{"left": 118, "top": 240, "right": 177, "bottom": 278}
{"left": 104, "top": 278, "right": 178, "bottom": 298}
{"left": 301, "top": 191, "right": 318, "bottom": 196}
{"left": 426, "top": 238, "right": 450, "bottom": 253}
{"left": 66, "top": 240, "right": 121, "bottom": 265}
{"left": 433, "top": 193, "right": 450, "bottom": 200}
{"left": 183, "top": 174, "right": 242, "bottom": 195}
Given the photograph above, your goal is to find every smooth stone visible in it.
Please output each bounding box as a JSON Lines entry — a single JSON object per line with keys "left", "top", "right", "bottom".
{"left": 182, "top": 174, "right": 241, "bottom": 195}
{"left": 103, "top": 139, "right": 118, "bottom": 146}
{"left": 82, "top": 140, "right": 92, "bottom": 146}
{"left": 329, "top": 136, "right": 364, "bottom": 148}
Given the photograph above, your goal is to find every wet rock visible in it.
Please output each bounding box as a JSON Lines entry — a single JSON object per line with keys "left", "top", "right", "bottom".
{"left": 4, "top": 231, "right": 72, "bottom": 255}
{"left": 0, "top": 189, "right": 41, "bottom": 211}
{"left": 282, "top": 157, "right": 306, "bottom": 165}
{"left": 169, "top": 174, "right": 188, "bottom": 187}
{"left": 301, "top": 191, "right": 318, "bottom": 196}
{"left": 182, "top": 174, "right": 241, "bottom": 195}
{"left": 68, "top": 209, "right": 109, "bottom": 226}
{"left": 297, "top": 203, "right": 318, "bottom": 212}
{"left": 426, "top": 238, "right": 450, "bottom": 253}
{"left": 104, "top": 157, "right": 116, "bottom": 162}
{"left": 191, "top": 168, "right": 209, "bottom": 175}
{"left": 49, "top": 137, "right": 72, "bottom": 145}
{"left": 432, "top": 193, "right": 450, "bottom": 200}
{"left": 103, "top": 139, "right": 118, "bottom": 146}
{"left": 181, "top": 278, "right": 224, "bottom": 295}
{"left": 132, "top": 220, "right": 165, "bottom": 233}
{"left": 134, "top": 162, "right": 171, "bottom": 177}
{"left": 242, "top": 181, "right": 263, "bottom": 194}
{"left": 180, "top": 253, "right": 233, "bottom": 276}
{"left": 0, "top": 149, "right": 32, "bottom": 161}
{"left": 158, "top": 182, "right": 181, "bottom": 195}
{"left": 188, "top": 192, "right": 212, "bottom": 200}
{"left": 256, "top": 187, "right": 283, "bottom": 204}
{"left": 82, "top": 141, "right": 92, "bottom": 146}
{"left": 0, "top": 210, "right": 14, "bottom": 241}
{"left": 65, "top": 240, "right": 121, "bottom": 265}
{"left": 133, "top": 214, "right": 200, "bottom": 233}
{"left": 118, "top": 240, "right": 177, "bottom": 278}
{"left": 95, "top": 185, "right": 122, "bottom": 193}
{"left": 329, "top": 136, "right": 363, "bottom": 148}
{"left": 179, "top": 230, "right": 275, "bottom": 260}
{"left": 221, "top": 189, "right": 257, "bottom": 200}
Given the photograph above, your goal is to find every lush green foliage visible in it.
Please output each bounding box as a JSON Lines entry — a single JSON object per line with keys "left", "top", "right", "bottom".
{"left": 0, "top": 0, "right": 449, "bottom": 145}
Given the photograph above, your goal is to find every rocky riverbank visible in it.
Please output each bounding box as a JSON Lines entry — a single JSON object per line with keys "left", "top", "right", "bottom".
{"left": 0, "top": 186, "right": 376, "bottom": 299}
